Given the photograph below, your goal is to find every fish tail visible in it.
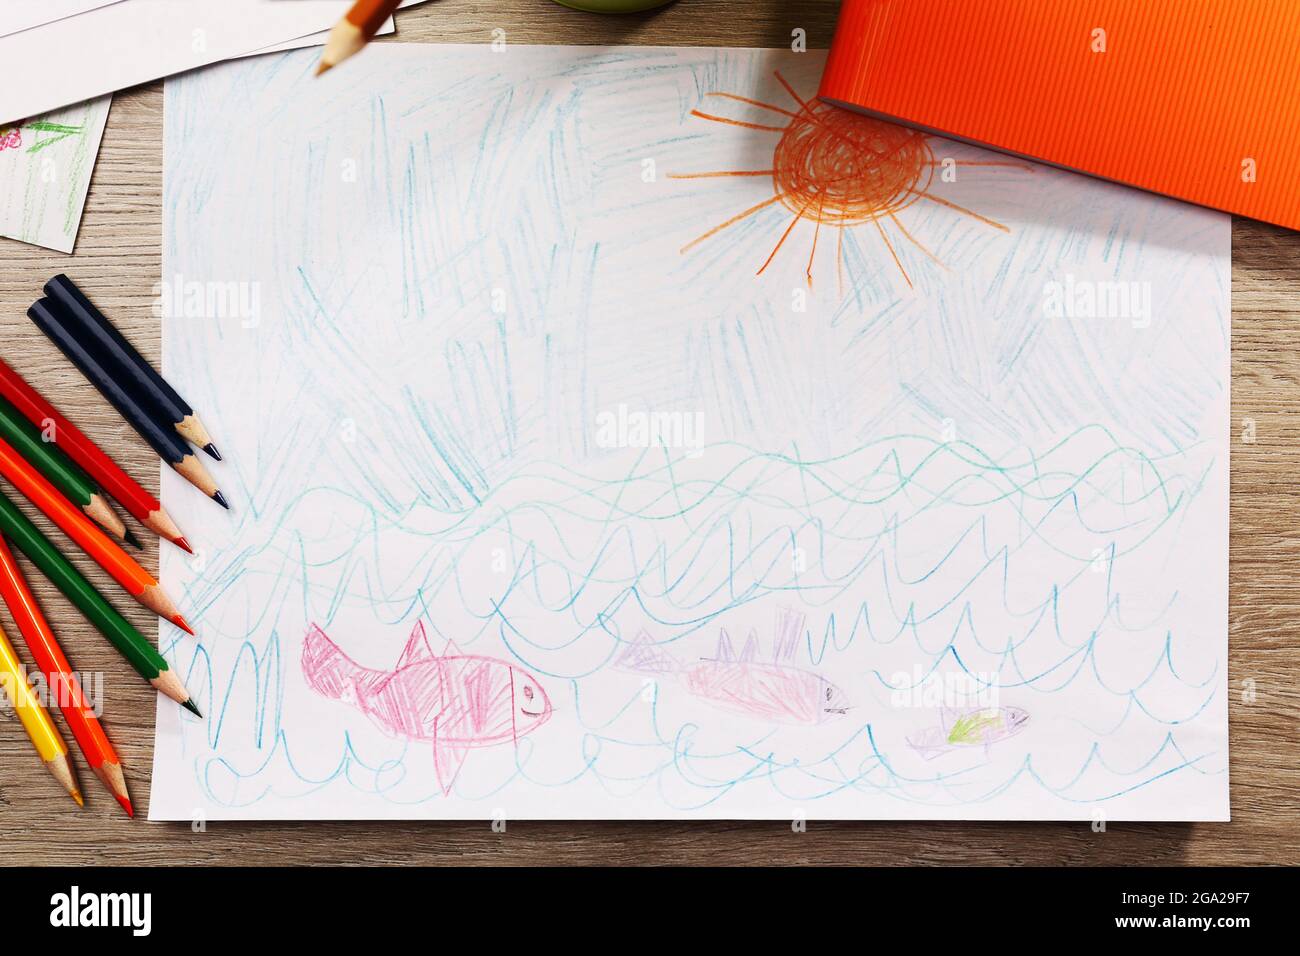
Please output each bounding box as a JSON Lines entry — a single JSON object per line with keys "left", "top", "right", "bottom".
{"left": 301, "top": 624, "right": 363, "bottom": 699}
{"left": 615, "top": 629, "right": 682, "bottom": 676}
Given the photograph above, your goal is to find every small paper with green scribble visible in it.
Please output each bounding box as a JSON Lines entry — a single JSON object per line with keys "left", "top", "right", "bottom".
{"left": 0, "top": 94, "right": 109, "bottom": 253}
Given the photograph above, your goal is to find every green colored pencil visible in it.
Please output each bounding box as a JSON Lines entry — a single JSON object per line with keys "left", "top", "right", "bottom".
{"left": 0, "top": 489, "right": 200, "bottom": 716}
{"left": 0, "top": 396, "right": 138, "bottom": 549}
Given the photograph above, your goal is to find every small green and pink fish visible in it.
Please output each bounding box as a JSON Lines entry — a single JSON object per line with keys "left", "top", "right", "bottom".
{"left": 907, "top": 705, "right": 1029, "bottom": 760}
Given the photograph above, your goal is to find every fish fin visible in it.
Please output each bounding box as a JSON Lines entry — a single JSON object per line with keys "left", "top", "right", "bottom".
{"left": 740, "top": 631, "right": 759, "bottom": 663}
{"left": 616, "top": 630, "right": 680, "bottom": 674}
{"left": 397, "top": 620, "right": 437, "bottom": 668}
{"left": 439, "top": 637, "right": 464, "bottom": 659}
{"left": 432, "top": 734, "right": 471, "bottom": 796}
{"left": 771, "top": 607, "right": 805, "bottom": 663}
{"left": 713, "top": 628, "right": 735, "bottom": 662}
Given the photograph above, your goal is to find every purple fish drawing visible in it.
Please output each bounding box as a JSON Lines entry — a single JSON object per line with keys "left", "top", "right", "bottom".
{"left": 301, "top": 622, "right": 552, "bottom": 794}
{"left": 617, "top": 608, "right": 850, "bottom": 725}
{"left": 907, "top": 705, "right": 1029, "bottom": 760}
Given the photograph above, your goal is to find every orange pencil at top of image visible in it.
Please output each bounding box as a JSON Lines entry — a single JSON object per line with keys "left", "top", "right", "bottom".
{"left": 316, "top": 0, "right": 403, "bottom": 75}
{"left": 0, "top": 435, "right": 193, "bottom": 635}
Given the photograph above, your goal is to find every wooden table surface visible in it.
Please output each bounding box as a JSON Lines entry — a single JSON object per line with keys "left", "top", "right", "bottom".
{"left": 0, "top": 0, "right": 1296, "bottom": 866}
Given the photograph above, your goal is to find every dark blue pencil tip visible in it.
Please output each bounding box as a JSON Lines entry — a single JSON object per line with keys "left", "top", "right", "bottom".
{"left": 203, "top": 443, "right": 223, "bottom": 462}
{"left": 123, "top": 528, "right": 143, "bottom": 550}
{"left": 212, "top": 490, "right": 230, "bottom": 510}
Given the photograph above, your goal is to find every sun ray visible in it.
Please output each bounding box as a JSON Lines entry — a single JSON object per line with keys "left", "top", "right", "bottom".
{"left": 873, "top": 217, "right": 913, "bottom": 288}
{"left": 667, "top": 170, "right": 774, "bottom": 179}
{"left": 888, "top": 212, "right": 949, "bottom": 271}
{"left": 773, "top": 70, "right": 817, "bottom": 115}
{"left": 913, "top": 190, "right": 1010, "bottom": 232}
{"left": 690, "top": 109, "right": 786, "bottom": 132}
{"left": 806, "top": 202, "right": 823, "bottom": 287}
{"left": 706, "top": 91, "right": 804, "bottom": 123}
{"left": 680, "top": 193, "right": 788, "bottom": 253}
{"left": 757, "top": 203, "right": 811, "bottom": 275}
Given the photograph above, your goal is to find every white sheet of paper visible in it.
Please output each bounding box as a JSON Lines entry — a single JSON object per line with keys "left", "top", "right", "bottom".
{"left": 150, "top": 45, "right": 1230, "bottom": 821}
{"left": 0, "top": 96, "right": 110, "bottom": 252}
{"left": 0, "top": 1, "right": 122, "bottom": 40}
{"left": 0, "top": 0, "right": 423, "bottom": 123}
{"left": 243, "top": 16, "right": 396, "bottom": 58}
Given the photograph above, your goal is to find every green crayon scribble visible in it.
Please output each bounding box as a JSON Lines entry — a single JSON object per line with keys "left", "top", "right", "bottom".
{"left": 24, "top": 121, "right": 85, "bottom": 153}
{"left": 946, "top": 710, "right": 1003, "bottom": 745}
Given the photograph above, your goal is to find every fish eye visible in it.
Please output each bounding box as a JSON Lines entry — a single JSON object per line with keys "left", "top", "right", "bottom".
{"left": 523, "top": 686, "right": 534, "bottom": 701}
{"left": 825, "top": 687, "right": 831, "bottom": 700}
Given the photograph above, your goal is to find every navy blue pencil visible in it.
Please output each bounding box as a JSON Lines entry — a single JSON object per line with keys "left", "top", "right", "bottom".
{"left": 44, "top": 274, "right": 222, "bottom": 461}
{"left": 27, "top": 297, "right": 228, "bottom": 510}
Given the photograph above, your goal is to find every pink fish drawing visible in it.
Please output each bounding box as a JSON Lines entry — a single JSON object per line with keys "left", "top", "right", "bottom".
{"left": 907, "top": 705, "right": 1029, "bottom": 760}
{"left": 301, "top": 622, "right": 553, "bottom": 795}
{"left": 617, "top": 608, "right": 850, "bottom": 725}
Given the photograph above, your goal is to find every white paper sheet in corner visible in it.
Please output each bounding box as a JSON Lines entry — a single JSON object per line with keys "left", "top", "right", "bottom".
{"left": 0, "top": 96, "right": 111, "bottom": 253}
{"left": 151, "top": 45, "right": 1230, "bottom": 822}
{"left": 0, "top": 1, "right": 122, "bottom": 40}
{"left": 0, "top": 0, "right": 426, "bottom": 124}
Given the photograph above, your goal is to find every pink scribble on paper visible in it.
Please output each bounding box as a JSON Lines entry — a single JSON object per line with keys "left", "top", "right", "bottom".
{"left": 0, "top": 128, "right": 22, "bottom": 151}
{"left": 302, "top": 622, "right": 553, "bottom": 795}
{"left": 618, "top": 608, "right": 850, "bottom": 725}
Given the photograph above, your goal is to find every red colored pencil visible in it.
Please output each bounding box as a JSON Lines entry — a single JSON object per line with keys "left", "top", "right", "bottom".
{"left": 0, "top": 357, "right": 191, "bottom": 553}
{"left": 0, "top": 536, "right": 132, "bottom": 816}
{"left": 0, "top": 435, "right": 193, "bottom": 634}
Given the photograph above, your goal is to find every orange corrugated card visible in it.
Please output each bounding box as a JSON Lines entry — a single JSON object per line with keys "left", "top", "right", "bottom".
{"left": 819, "top": 0, "right": 1300, "bottom": 229}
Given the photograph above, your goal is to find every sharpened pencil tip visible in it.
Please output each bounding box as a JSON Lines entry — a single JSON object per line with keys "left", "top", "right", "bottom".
{"left": 115, "top": 793, "right": 134, "bottom": 818}
{"left": 72, "top": 789, "right": 85, "bottom": 808}
{"left": 172, "top": 614, "right": 196, "bottom": 637}
{"left": 175, "top": 536, "right": 195, "bottom": 555}
{"left": 213, "top": 490, "right": 230, "bottom": 510}
{"left": 203, "top": 443, "right": 222, "bottom": 461}
{"left": 182, "top": 698, "right": 203, "bottom": 718}
{"left": 316, "top": 60, "right": 333, "bottom": 76}
{"left": 123, "top": 528, "right": 143, "bottom": 549}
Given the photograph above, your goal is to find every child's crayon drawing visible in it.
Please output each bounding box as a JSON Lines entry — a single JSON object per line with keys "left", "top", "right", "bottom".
{"left": 302, "top": 623, "right": 553, "bottom": 796}
{"left": 150, "top": 45, "right": 1230, "bottom": 821}
{"left": 0, "top": 95, "right": 108, "bottom": 253}
{"left": 672, "top": 72, "right": 1031, "bottom": 294}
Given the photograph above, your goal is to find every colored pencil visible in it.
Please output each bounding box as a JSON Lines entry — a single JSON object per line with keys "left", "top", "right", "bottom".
{"left": 0, "top": 434, "right": 193, "bottom": 633}
{"left": 0, "top": 396, "right": 135, "bottom": 548}
{"left": 0, "top": 617, "right": 82, "bottom": 806}
{"left": 0, "top": 356, "right": 190, "bottom": 553}
{"left": 44, "top": 274, "right": 222, "bottom": 461}
{"left": 28, "top": 298, "right": 228, "bottom": 510}
{"left": 0, "top": 489, "right": 200, "bottom": 716}
{"left": 0, "top": 536, "right": 132, "bottom": 816}
{"left": 316, "top": 0, "right": 402, "bottom": 75}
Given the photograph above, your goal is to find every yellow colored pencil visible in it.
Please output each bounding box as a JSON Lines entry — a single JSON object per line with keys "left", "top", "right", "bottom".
{"left": 0, "top": 618, "right": 82, "bottom": 807}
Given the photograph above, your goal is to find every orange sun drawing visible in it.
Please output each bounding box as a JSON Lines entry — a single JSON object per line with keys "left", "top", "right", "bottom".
{"left": 671, "top": 71, "right": 1031, "bottom": 293}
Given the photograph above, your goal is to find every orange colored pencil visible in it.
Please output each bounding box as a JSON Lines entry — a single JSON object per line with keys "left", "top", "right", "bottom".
{"left": 316, "top": 0, "right": 402, "bottom": 75}
{"left": 0, "top": 536, "right": 132, "bottom": 816}
{"left": 0, "top": 435, "right": 192, "bottom": 634}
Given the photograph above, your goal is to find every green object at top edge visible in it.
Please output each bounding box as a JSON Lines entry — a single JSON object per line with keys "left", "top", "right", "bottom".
{"left": 552, "top": 0, "right": 677, "bottom": 12}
